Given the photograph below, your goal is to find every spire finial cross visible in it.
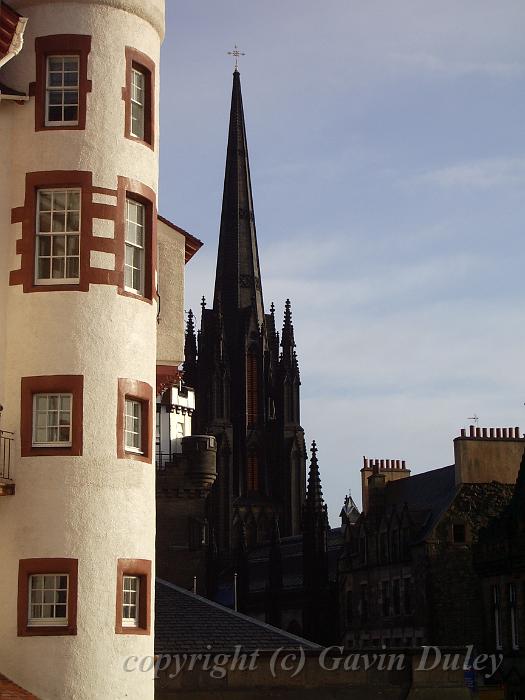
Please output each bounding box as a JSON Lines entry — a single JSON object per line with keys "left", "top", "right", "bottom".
{"left": 228, "top": 44, "right": 245, "bottom": 71}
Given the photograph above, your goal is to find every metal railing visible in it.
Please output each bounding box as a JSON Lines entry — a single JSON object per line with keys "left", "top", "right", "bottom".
{"left": 1, "top": 430, "right": 14, "bottom": 480}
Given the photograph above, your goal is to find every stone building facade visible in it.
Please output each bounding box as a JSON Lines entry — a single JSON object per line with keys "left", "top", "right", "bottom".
{"left": 475, "top": 451, "right": 525, "bottom": 698}
{"left": 339, "top": 427, "right": 522, "bottom": 652}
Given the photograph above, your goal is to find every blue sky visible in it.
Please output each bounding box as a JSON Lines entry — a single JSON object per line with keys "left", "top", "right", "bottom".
{"left": 159, "top": 1, "right": 525, "bottom": 523}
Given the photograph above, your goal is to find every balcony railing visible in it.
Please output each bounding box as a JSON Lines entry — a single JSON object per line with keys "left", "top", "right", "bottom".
{"left": 1, "top": 430, "right": 14, "bottom": 481}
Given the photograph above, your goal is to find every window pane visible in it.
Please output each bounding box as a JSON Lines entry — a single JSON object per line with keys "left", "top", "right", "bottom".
{"left": 39, "top": 213, "right": 52, "bottom": 233}
{"left": 48, "top": 58, "right": 63, "bottom": 71}
{"left": 66, "top": 211, "right": 79, "bottom": 232}
{"left": 52, "top": 235, "right": 65, "bottom": 256}
{"left": 48, "top": 106, "right": 63, "bottom": 122}
{"left": 39, "top": 192, "right": 52, "bottom": 211}
{"left": 64, "top": 91, "right": 78, "bottom": 106}
{"left": 53, "top": 191, "right": 66, "bottom": 210}
{"left": 38, "top": 258, "right": 51, "bottom": 280}
{"left": 64, "top": 72, "right": 78, "bottom": 87}
{"left": 52, "top": 212, "right": 65, "bottom": 233}
{"left": 49, "top": 72, "right": 63, "bottom": 87}
{"left": 49, "top": 91, "right": 62, "bottom": 105}
{"left": 67, "top": 191, "right": 80, "bottom": 210}
{"left": 64, "top": 59, "right": 78, "bottom": 72}
{"left": 63, "top": 106, "right": 78, "bottom": 122}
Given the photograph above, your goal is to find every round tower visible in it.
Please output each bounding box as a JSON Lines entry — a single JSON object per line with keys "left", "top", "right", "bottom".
{"left": 0, "top": 1, "right": 164, "bottom": 698}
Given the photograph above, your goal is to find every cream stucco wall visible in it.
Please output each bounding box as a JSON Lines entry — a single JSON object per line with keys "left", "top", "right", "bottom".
{"left": 0, "top": 2, "right": 164, "bottom": 699}
{"left": 0, "top": 105, "right": 15, "bottom": 413}
{"left": 157, "top": 218, "right": 186, "bottom": 367}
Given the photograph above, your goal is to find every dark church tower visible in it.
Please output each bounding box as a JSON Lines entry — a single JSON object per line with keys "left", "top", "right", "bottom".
{"left": 187, "top": 69, "right": 306, "bottom": 559}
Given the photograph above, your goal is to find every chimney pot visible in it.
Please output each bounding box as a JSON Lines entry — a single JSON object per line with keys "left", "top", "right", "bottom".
{"left": 503, "top": 428, "right": 508, "bottom": 438}
{"left": 469, "top": 425, "right": 475, "bottom": 437}
{"left": 497, "top": 428, "right": 502, "bottom": 438}
{"left": 490, "top": 428, "right": 495, "bottom": 438}
{"left": 396, "top": 459, "right": 400, "bottom": 468}
{"left": 482, "top": 428, "right": 487, "bottom": 438}
{"left": 516, "top": 427, "right": 521, "bottom": 438}
{"left": 460, "top": 428, "right": 466, "bottom": 437}
{"left": 380, "top": 459, "right": 385, "bottom": 469}
{"left": 476, "top": 427, "right": 481, "bottom": 437}
{"left": 402, "top": 460, "right": 406, "bottom": 470}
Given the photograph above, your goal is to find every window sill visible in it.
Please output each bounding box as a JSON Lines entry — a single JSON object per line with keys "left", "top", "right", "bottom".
{"left": 32, "top": 442, "right": 72, "bottom": 449}
{"left": 35, "top": 279, "right": 80, "bottom": 287}
{"left": 20, "top": 624, "right": 76, "bottom": 637}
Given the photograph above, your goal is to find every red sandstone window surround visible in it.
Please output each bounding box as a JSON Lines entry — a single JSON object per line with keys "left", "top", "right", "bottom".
{"left": 10, "top": 170, "right": 93, "bottom": 293}
{"left": 117, "top": 379, "right": 153, "bottom": 463}
{"left": 21, "top": 376, "right": 83, "bottom": 457}
{"left": 31, "top": 35, "right": 92, "bottom": 131}
{"left": 18, "top": 558, "right": 78, "bottom": 637}
{"left": 115, "top": 559, "right": 151, "bottom": 635}
{"left": 115, "top": 177, "right": 157, "bottom": 303}
{"left": 123, "top": 47, "right": 155, "bottom": 149}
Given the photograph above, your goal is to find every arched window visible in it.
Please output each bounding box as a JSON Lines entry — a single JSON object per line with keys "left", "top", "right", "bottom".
{"left": 246, "top": 350, "right": 258, "bottom": 425}
{"left": 247, "top": 453, "right": 259, "bottom": 493}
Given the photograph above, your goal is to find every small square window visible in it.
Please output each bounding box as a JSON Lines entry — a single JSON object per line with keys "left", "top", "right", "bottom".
{"left": 21, "top": 376, "right": 83, "bottom": 457}
{"left": 125, "top": 398, "right": 143, "bottom": 453}
{"left": 28, "top": 574, "right": 69, "bottom": 626}
{"left": 32, "top": 393, "right": 73, "bottom": 447}
{"left": 117, "top": 379, "right": 152, "bottom": 463}
{"left": 116, "top": 559, "right": 151, "bottom": 635}
{"left": 18, "top": 558, "right": 78, "bottom": 637}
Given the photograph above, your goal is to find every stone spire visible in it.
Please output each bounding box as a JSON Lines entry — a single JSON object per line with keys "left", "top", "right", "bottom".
{"left": 183, "top": 309, "right": 198, "bottom": 384}
{"left": 213, "top": 69, "right": 264, "bottom": 326}
{"left": 280, "top": 299, "right": 296, "bottom": 365}
{"left": 305, "top": 441, "right": 325, "bottom": 514}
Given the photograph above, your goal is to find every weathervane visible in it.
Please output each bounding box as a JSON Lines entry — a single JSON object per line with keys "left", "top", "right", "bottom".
{"left": 228, "top": 44, "right": 245, "bottom": 71}
{"left": 468, "top": 414, "right": 480, "bottom": 427}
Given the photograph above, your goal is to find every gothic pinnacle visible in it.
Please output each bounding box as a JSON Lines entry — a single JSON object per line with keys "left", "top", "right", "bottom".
{"left": 306, "top": 440, "right": 324, "bottom": 513}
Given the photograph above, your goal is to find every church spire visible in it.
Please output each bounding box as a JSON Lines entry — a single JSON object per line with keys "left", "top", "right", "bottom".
{"left": 213, "top": 70, "right": 264, "bottom": 325}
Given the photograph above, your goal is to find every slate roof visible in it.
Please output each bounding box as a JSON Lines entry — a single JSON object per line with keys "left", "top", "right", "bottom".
{"left": 383, "top": 464, "right": 458, "bottom": 541}
{"left": 155, "top": 579, "right": 320, "bottom": 655}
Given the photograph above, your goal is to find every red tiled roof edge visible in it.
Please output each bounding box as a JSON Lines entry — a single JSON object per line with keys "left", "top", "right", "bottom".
{"left": 0, "top": 673, "right": 40, "bottom": 698}
{"left": 157, "top": 214, "right": 203, "bottom": 264}
{"left": 0, "top": 2, "right": 22, "bottom": 60}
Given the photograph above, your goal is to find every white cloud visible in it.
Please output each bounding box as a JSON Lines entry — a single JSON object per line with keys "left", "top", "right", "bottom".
{"left": 408, "top": 157, "right": 525, "bottom": 190}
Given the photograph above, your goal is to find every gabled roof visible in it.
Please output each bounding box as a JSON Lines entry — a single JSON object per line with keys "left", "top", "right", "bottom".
{"left": 155, "top": 578, "right": 320, "bottom": 654}
{"left": 383, "top": 464, "right": 458, "bottom": 541}
{"left": 157, "top": 214, "right": 203, "bottom": 264}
